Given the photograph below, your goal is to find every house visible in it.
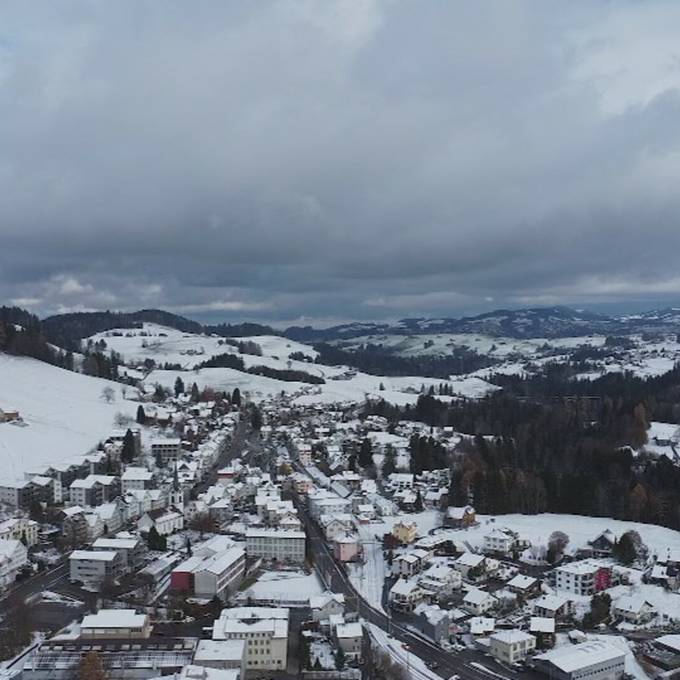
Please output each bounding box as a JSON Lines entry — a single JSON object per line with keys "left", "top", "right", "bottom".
{"left": 554, "top": 562, "right": 611, "bottom": 596}
{"left": 69, "top": 475, "right": 119, "bottom": 507}
{"left": 60, "top": 506, "right": 89, "bottom": 546}
{"left": 490, "top": 630, "right": 536, "bottom": 665}
{"left": 335, "top": 621, "right": 363, "bottom": 661}
{"left": 245, "top": 529, "right": 306, "bottom": 563}
{"left": 454, "top": 552, "right": 486, "bottom": 579}
{"left": 484, "top": 528, "right": 517, "bottom": 555}
{"left": 138, "top": 508, "right": 184, "bottom": 536}
{"left": 0, "top": 539, "right": 28, "bottom": 588}
{"left": 507, "top": 574, "right": 540, "bottom": 597}
{"left": 310, "top": 592, "right": 345, "bottom": 622}
{"left": 393, "top": 549, "right": 430, "bottom": 577}
{"left": 121, "top": 466, "right": 154, "bottom": 494}
{"left": 151, "top": 438, "right": 182, "bottom": 464}
{"left": 392, "top": 521, "right": 417, "bottom": 545}
{"left": 418, "top": 562, "right": 462, "bottom": 598}
{"left": 588, "top": 530, "right": 617, "bottom": 558}
{"left": 530, "top": 617, "right": 556, "bottom": 650}
{"left": 334, "top": 535, "right": 361, "bottom": 563}
{"left": 320, "top": 514, "right": 354, "bottom": 542}
{"left": 388, "top": 473, "right": 414, "bottom": 490}
{"left": 414, "top": 603, "right": 451, "bottom": 643}
{"left": 69, "top": 549, "right": 123, "bottom": 585}
{"left": 80, "top": 609, "right": 151, "bottom": 639}
{"left": 444, "top": 505, "right": 476, "bottom": 529}
{"left": 612, "top": 596, "right": 656, "bottom": 625}
{"left": 211, "top": 607, "right": 289, "bottom": 671}
{"left": 92, "top": 535, "right": 145, "bottom": 569}
{"left": 389, "top": 577, "right": 423, "bottom": 612}
{"left": 0, "top": 516, "right": 39, "bottom": 546}
{"left": 462, "top": 588, "right": 496, "bottom": 615}
{"left": 533, "top": 594, "right": 574, "bottom": 620}
{"left": 534, "top": 640, "right": 625, "bottom": 680}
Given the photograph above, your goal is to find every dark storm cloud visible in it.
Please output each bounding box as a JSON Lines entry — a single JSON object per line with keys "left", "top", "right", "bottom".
{"left": 2, "top": 1, "right": 680, "bottom": 323}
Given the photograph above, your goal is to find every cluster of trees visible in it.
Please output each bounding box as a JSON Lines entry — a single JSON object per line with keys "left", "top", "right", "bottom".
{"left": 368, "top": 367, "right": 680, "bottom": 530}
{"left": 82, "top": 349, "right": 121, "bottom": 379}
{"left": 247, "top": 364, "right": 324, "bottom": 384}
{"left": 196, "top": 352, "right": 246, "bottom": 371}
{"left": 313, "top": 342, "right": 496, "bottom": 378}
{"left": 146, "top": 526, "right": 167, "bottom": 551}
{"left": 409, "top": 434, "right": 448, "bottom": 474}
{"left": 219, "top": 338, "right": 263, "bottom": 355}
{"left": 0, "top": 306, "right": 74, "bottom": 369}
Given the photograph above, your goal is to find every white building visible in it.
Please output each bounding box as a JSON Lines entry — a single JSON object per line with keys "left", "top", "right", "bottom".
{"left": 245, "top": 529, "right": 305, "bottom": 563}
{"left": 484, "top": 528, "right": 516, "bottom": 555}
{"left": 418, "top": 563, "right": 462, "bottom": 597}
{"left": 211, "top": 606, "right": 289, "bottom": 671}
{"left": 554, "top": 562, "right": 604, "bottom": 596}
{"left": 138, "top": 508, "right": 184, "bottom": 535}
{"left": 151, "top": 438, "right": 182, "bottom": 464}
{"left": 534, "top": 640, "right": 625, "bottom": 680}
{"left": 0, "top": 539, "right": 28, "bottom": 588}
{"left": 462, "top": 588, "right": 497, "bottom": 615}
{"left": 80, "top": 609, "right": 151, "bottom": 639}
{"left": 121, "top": 466, "right": 154, "bottom": 494}
{"left": 69, "top": 549, "right": 123, "bottom": 585}
{"left": 0, "top": 517, "right": 39, "bottom": 546}
{"left": 335, "top": 621, "right": 363, "bottom": 661}
{"left": 194, "top": 546, "right": 246, "bottom": 600}
{"left": 490, "top": 630, "right": 536, "bottom": 665}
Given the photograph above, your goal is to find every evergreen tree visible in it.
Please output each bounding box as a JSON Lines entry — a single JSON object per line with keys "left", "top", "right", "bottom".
{"left": 335, "top": 646, "right": 346, "bottom": 670}
{"left": 231, "top": 388, "right": 242, "bottom": 407}
{"left": 414, "top": 489, "right": 424, "bottom": 512}
{"left": 174, "top": 376, "right": 185, "bottom": 397}
{"left": 358, "top": 438, "right": 373, "bottom": 469}
{"left": 136, "top": 405, "right": 146, "bottom": 425}
{"left": 251, "top": 405, "right": 262, "bottom": 430}
{"left": 382, "top": 444, "right": 396, "bottom": 478}
{"left": 121, "top": 428, "right": 136, "bottom": 463}
{"left": 147, "top": 526, "right": 162, "bottom": 550}
{"left": 613, "top": 531, "right": 640, "bottom": 565}
{"left": 191, "top": 382, "right": 200, "bottom": 403}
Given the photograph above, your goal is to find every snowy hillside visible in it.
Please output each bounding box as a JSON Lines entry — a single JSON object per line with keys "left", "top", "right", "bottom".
{"left": 0, "top": 353, "right": 137, "bottom": 480}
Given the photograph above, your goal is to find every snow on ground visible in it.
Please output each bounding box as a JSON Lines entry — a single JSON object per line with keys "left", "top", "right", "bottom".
{"left": 349, "top": 511, "right": 444, "bottom": 612}
{"left": 368, "top": 623, "right": 441, "bottom": 680}
{"left": 309, "top": 639, "right": 337, "bottom": 670}
{"left": 641, "top": 421, "right": 680, "bottom": 460}
{"left": 0, "top": 354, "right": 138, "bottom": 480}
{"left": 608, "top": 582, "right": 680, "bottom": 626}
{"left": 145, "top": 365, "right": 497, "bottom": 408}
{"left": 436, "top": 513, "right": 680, "bottom": 559}
{"left": 240, "top": 569, "right": 324, "bottom": 604}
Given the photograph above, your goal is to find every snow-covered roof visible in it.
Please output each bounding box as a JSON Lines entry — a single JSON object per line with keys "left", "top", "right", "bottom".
{"left": 336, "top": 622, "right": 362, "bottom": 639}
{"left": 535, "top": 641, "right": 625, "bottom": 673}
{"left": 507, "top": 574, "right": 537, "bottom": 590}
{"left": 81, "top": 609, "right": 147, "bottom": 629}
{"left": 491, "top": 630, "right": 535, "bottom": 645}
{"left": 530, "top": 617, "right": 555, "bottom": 634}
{"left": 464, "top": 588, "right": 494, "bottom": 605}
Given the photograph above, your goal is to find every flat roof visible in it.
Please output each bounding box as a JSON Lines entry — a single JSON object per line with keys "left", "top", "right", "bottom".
{"left": 81, "top": 609, "right": 147, "bottom": 629}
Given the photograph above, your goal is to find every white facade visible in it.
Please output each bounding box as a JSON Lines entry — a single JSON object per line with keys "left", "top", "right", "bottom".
{"left": 490, "top": 630, "right": 536, "bottom": 665}
{"left": 212, "top": 607, "right": 289, "bottom": 671}
{"left": 245, "top": 529, "right": 305, "bottom": 563}
{"left": 194, "top": 547, "right": 246, "bottom": 600}
{"left": 0, "top": 539, "right": 28, "bottom": 588}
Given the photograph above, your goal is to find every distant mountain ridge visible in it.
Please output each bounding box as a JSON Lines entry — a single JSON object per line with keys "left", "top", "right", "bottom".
{"left": 33, "top": 303, "right": 680, "bottom": 351}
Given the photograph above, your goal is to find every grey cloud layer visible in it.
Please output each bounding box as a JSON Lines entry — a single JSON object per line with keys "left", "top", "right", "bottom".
{"left": 2, "top": 1, "right": 680, "bottom": 322}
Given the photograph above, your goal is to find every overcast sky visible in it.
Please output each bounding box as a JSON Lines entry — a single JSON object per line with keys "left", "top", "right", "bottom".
{"left": 2, "top": 1, "right": 680, "bottom": 325}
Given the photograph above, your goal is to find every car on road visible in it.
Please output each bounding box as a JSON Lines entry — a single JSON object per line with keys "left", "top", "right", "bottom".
{"left": 449, "top": 675, "right": 460, "bottom": 680}
{"left": 426, "top": 661, "right": 439, "bottom": 670}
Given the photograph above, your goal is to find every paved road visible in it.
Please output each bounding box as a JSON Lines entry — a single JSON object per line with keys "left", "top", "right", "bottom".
{"left": 294, "top": 488, "right": 542, "bottom": 680}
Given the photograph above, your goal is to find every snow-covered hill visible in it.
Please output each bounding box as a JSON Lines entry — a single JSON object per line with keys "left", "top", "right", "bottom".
{"left": 0, "top": 353, "right": 137, "bottom": 480}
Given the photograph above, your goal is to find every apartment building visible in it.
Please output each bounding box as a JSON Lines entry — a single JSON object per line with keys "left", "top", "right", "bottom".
{"left": 490, "top": 630, "right": 536, "bottom": 665}
{"left": 245, "top": 529, "right": 305, "bottom": 563}
{"left": 211, "top": 607, "right": 289, "bottom": 671}
{"left": 69, "top": 549, "right": 123, "bottom": 585}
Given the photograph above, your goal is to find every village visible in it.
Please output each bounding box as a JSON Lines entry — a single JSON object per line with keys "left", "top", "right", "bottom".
{"left": 0, "top": 358, "right": 677, "bottom": 680}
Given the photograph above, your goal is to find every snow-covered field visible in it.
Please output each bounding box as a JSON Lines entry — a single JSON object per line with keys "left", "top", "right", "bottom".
{"left": 0, "top": 354, "right": 137, "bottom": 480}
